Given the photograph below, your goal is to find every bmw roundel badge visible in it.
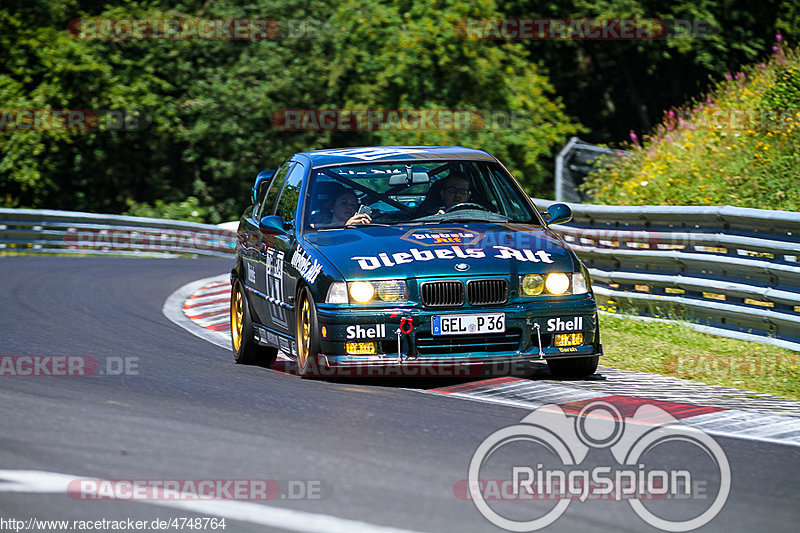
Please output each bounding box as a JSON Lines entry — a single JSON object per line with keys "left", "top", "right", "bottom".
{"left": 455, "top": 263, "right": 469, "bottom": 272}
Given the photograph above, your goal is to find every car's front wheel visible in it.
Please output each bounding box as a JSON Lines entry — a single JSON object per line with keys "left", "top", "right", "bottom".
{"left": 546, "top": 356, "right": 599, "bottom": 378}
{"left": 231, "top": 279, "right": 277, "bottom": 366}
{"left": 295, "top": 286, "right": 320, "bottom": 378}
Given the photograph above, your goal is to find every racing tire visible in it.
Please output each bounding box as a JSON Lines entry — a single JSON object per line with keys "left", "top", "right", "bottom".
{"left": 295, "top": 286, "right": 321, "bottom": 378}
{"left": 230, "top": 280, "right": 277, "bottom": 366}
{"left": 546, "top": 355, "right": 599, "bottom": 378}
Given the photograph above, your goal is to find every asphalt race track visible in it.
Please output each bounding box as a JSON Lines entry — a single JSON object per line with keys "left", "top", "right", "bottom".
{"left": 1, "top": 256, "right": 799, "bottom": 533}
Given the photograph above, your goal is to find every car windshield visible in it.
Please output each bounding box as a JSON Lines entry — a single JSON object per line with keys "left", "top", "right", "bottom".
{"left": 303, "top": 160, "right": 539, "bottom": 230}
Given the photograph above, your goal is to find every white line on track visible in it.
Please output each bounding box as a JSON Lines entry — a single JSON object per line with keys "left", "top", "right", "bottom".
{"left": 0, "top": 470, "right": 428, "bottom": 533}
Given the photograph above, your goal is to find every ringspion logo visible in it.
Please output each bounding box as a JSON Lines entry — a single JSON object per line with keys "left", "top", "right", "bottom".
{"left": 465, "top": 401, "right": 730, "bottom": 531}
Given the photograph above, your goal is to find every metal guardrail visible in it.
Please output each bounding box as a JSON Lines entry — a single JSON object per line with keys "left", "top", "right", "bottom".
{"left": 3, "top": 205, "right": 799, "bottom": 348}
{"left": 555, "top": 137, "right": 626, "bottom": 203}
{"left": 532, "top": 199, "right": 800, "bottom": 349}
{"left": 0, "top": 208, "right": 236, "bottom": 258}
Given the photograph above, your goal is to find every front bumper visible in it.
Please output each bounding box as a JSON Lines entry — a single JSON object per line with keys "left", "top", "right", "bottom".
{"left": 314, "top": 296, "right": 602, "bottom": 369}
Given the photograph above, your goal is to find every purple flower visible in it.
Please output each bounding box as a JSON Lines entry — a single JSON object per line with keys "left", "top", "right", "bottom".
{"left": 706, "top": 98, "right": 712, "bottom": 104}
{"left": 725, "top": 73, "right": 732, "bottom": 81}
{"left": 776, "top": 31, "right": 783, "bottom": 42}
{"left": 668, "top": 110, "right": 675, "bottom": 117}
{"left": 773, "top": 45, "right": 780, "bottom": 52}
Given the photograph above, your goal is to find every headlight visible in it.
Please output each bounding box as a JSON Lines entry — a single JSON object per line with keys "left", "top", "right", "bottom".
{"left": 349, "top": 281, "right": 375, "bottom": 303}
{"left": 376, "top": 280, "right": 405, "bottom": 302}
{"left": 544, "top": 273, "right": 570, "bottom": 295}
{"left": 520, "top": 272, "right": 582, "bottom": 296}
{"left": 520, "top": 274, "right": 544, "bottom": 296}
{"left": 326, "top": 280, "right": 409, "bottom": 304}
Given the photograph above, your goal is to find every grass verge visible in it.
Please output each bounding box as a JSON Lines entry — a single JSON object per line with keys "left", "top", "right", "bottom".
{"left": 599, "top": 313, "right": 800, "bottom": 401}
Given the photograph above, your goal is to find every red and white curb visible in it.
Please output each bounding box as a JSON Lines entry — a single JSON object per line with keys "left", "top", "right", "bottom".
{"left": 162, "top": 274, "right": 232, "bottom": 350}
{"left": 163, "top": 274, "right": 294, "bottom": 364}
{"left": 165, "top": 276, "right": 800, "bottom": 447}
{"left": 425, "top": 377, "right": 800, "bottom": 447}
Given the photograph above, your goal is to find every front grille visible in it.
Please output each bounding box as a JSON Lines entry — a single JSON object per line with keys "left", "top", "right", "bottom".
{"left": 467, "top": 279, "right": 508, "bottom": 305}
{"left": 416, "top": 329, "right": 522, "bottom": 356}
{"left": 420, "top": 280, "right": 464, "bottom": 307}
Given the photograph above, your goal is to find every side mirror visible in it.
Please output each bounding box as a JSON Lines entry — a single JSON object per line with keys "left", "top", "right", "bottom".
{"left": 252, "top": 169, "right": 276, "bottom": 205}
{"left": 259, "top": 215, "right": 292, "bottom": 233}
{"left": 542, "top": 203, "right": 572, "bottom": 225}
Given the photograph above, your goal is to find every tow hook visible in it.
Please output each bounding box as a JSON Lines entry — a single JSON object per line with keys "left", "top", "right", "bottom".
{"left": 533, "top": 323, "right": 545, "bottom": 359}
{"left": 395, "top": 317, "right": 414, "bottom": 364}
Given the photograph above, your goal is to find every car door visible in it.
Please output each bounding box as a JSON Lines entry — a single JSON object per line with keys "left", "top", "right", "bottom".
{"left": 259, "top": 160, "right": 306, "bottom": 351}
{"left": 246, "top": 161, "right": 293, "bottom": 325}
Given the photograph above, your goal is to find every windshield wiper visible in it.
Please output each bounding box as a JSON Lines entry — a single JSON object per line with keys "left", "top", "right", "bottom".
{"left": 345, "top": 222, "right": 392, "bottom": 228}
{"left": 435, "top": 216, "right": 509, "bottom": 223}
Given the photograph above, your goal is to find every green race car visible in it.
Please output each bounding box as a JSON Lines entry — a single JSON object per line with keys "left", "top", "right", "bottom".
{"left": 231, "top": 146, "right": 602, "bottom": 378}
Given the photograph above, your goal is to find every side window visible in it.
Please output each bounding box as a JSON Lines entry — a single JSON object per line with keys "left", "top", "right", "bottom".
{"left": 275, "top": 162, "right": 306, "bottom": 223}
{"left": 252, "top": 171, "right": 274, "bottom": 220}
{"left": 485, "top": 164, "right": 535, "bottom": 222}
{"left": 258, "top": 161, "right": 294, "bottom": 218}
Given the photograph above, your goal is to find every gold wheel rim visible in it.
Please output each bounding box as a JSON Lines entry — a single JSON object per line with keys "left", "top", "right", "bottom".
{"left": 298, "top": 296, "right": 311, "bottom": 368}
{"left": 231, "top": 286, "right": 244, "bottom": 352}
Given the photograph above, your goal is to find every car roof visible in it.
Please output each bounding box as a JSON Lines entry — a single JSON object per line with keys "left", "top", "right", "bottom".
{"left": 295, "top": 146, "right": 497, "bottom": 168}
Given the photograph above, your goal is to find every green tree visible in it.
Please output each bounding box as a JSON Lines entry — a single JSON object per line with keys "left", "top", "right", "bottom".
{"left": 504, "top": 0, "right": 800, "bottom": 144}
{"left": 1, "top": 0, "right": 581, "bottom": 219}
{"left": 326, "top": 0, "right": 581, "bottom": 193}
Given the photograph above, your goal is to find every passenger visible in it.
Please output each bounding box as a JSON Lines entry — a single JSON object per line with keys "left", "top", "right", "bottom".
{"left": 314, "top": 188, "right": 372, "bottom": 228}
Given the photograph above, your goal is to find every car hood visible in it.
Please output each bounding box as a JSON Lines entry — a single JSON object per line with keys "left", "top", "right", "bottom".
{"left": 303, "top": 222, "right": 577, "bottom": 280}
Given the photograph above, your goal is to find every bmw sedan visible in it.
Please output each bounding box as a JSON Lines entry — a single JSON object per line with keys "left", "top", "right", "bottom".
{"left": 231, "top": 146, "right": 602, "bottom": 378}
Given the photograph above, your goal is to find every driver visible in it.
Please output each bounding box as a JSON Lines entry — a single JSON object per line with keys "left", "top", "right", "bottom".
{"left": 414, "top": 172, "right": 474, "bottom": 217}
{"left": 438, "top": 174, "right": 472, "bottom": 213}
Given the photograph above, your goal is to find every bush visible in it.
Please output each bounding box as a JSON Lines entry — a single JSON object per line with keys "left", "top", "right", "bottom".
{"left": 123, "top": 196, "right": 210, "bottom": 223}
{"left": 582, "top": 38, "right": 800, "bottom": 211}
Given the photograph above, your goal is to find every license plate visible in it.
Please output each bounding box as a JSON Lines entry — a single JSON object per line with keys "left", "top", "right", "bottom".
{"left": 431, "top": 313, "right": 505, "bottom": 335}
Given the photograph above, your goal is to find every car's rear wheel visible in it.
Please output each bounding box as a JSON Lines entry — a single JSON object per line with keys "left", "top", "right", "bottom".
{"left": 231, "top": 280, "right": 277, "bottom": 366}
{"left": 546, "top": 355, "right": 599, "bottom": 378}
{"left": 295, "top": 286, "right": 320, "bottom": 377}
